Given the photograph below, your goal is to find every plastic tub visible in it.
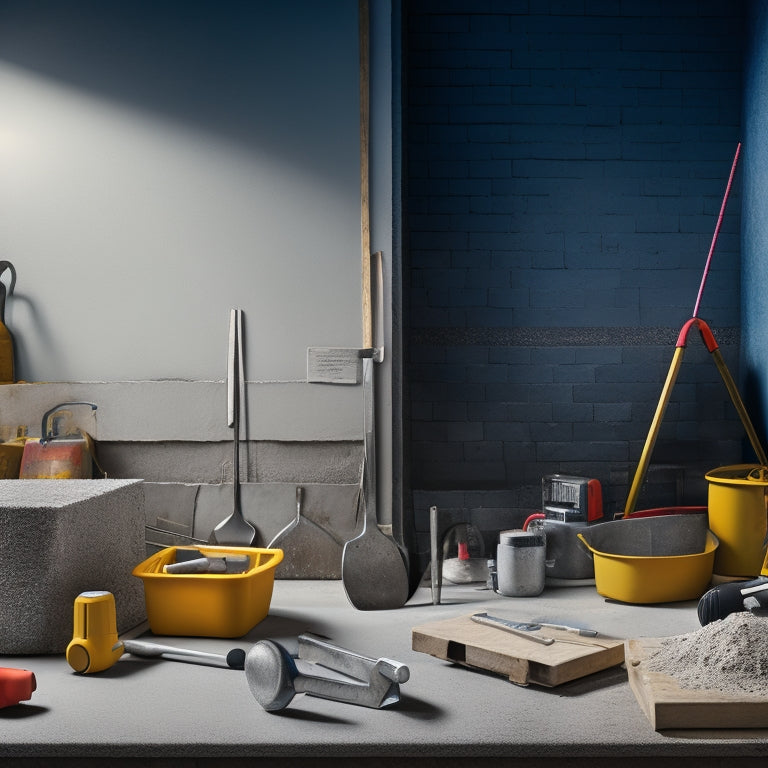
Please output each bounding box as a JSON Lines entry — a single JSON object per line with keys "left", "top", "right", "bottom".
{"left": 582, "top": 511, "right": 709, "bottom": 558}
{"left": 132, "top": 545, "right": 283, "bottom": 637}
{"left": 576, "top": 513, "right": 718, "bottom": 604}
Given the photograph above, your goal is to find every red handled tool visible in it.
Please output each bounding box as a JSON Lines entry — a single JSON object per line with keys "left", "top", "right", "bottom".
{"left": 0, "top": 667, "right": 36, "bottom": 708}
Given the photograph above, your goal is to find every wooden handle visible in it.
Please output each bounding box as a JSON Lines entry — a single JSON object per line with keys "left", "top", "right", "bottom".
{"left": 359, "top": 0, "right": 372, "bottom": 348}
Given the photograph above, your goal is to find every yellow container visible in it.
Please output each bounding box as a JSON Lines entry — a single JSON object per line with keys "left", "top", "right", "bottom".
{"left": 705, "top": 464, "right": 768, "bottom": 578}
{"left": 0, "top": 436, "right": 26, "bottom": 478}
{"left": 577, "top": 530, "right": 718, "bottom": 604}
{"left": 19, "top": 437, "right": 92, "bottom": 479}
{"left": 132, "top": 545, "right": 283, "bottom": 637}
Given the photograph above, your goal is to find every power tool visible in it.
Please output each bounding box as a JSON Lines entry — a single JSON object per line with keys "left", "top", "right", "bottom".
{"left": 697, "top": 545, "right": 768, "bottom": 625}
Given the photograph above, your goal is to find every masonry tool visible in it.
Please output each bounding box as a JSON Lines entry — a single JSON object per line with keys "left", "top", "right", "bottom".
{"left": 66, "top": 591, "right": 246, "bottom": 674}
{"left": 245, "top": 632, "right": 409, "bottom": 711}
{"left": 209, "top": 309, "right": 257, "bottom": 546}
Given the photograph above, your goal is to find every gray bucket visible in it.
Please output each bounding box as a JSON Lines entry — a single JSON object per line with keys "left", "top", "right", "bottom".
{"left": 543, "top": 519, "right": 595, "bottom": 579}
{"left": 577, "top": 510, "right": 709, "bottom": 558}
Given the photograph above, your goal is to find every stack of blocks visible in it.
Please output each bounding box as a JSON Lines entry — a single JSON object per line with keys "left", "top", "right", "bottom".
{"left": 0, "top": 479, "right": 146, "bottom": 654}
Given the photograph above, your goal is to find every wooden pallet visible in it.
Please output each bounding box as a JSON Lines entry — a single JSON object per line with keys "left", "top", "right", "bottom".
{"left": 411, "top": 612, "right": 625, "bottom": 688}
{"left": 626, "top": 637, "right": 768, "bottom": 730}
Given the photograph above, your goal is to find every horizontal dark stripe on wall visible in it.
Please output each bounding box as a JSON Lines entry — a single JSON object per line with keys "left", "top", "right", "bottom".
{"left": 410, "top": 326, "right": 740, "bottom": 347}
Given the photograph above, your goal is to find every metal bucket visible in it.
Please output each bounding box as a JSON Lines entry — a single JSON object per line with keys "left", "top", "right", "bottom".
{"left": 579, "top": 509, "right": 709, "bottom": 558}
{"left": 576, "top": 508, "right": 715, "bottom": 603}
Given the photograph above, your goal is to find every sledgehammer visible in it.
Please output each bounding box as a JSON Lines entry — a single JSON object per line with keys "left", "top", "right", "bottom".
{"left": 65, "top": 591, "right": 245, "bottom": 674}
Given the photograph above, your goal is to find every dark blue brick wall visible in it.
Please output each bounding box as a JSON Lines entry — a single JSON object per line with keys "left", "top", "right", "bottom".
{"left": 404, "top": 0, "right": 747, "bottom": 539}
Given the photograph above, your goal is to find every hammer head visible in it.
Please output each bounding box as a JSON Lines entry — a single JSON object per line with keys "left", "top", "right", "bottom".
{"left": 66, "top": 591, "right": 125, "bottom": 674}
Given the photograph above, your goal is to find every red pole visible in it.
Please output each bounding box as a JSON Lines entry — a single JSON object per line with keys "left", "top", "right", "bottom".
{"left": 692, "top": 142, "right": 742, "bottom": 318}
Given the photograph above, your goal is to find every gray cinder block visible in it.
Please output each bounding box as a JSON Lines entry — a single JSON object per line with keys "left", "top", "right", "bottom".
{"left": 0, "top": 479, "right": 146, "bottom": 654}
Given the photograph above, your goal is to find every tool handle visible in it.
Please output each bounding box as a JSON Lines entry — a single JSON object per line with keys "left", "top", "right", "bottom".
{"left": 537, "top": 622, "right": 598, "bottom": 637}
{"left": 360, "top": 0, "right": 372, "bottom": 349}
{"left": 122, "top": 639, "right": 243, "bottom": 668}
{"left": 227, "top": 309, "right": 237, "bottom": 426}
{"left": 361, "top": 356, "right": 377, "bottom": 528}
{"left": 623, "top": 346, "right": 685, "bottom": 516}
{"left": 711, "top": 348, "right": 768, "bottom": 466}
{"left": 470, "top": 613, "right": 554, "bottom": 645}
{"left": 371, "top": 251, "right": 385, "bottom": 363}
{"left": 0, "top": 261, "right": 16, "bottom": 324}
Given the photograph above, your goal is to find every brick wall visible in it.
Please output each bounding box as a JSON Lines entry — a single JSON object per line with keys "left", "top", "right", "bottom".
{"left": 404, "top": 0, "right": 747, "bottom": 554}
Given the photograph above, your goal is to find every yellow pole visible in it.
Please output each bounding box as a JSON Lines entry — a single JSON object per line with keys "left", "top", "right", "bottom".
{"left": 712, "top": 349, "right": 768, "bottom": 466}
{"left": 624, "top": 346, "right": 686, "bottom": 517}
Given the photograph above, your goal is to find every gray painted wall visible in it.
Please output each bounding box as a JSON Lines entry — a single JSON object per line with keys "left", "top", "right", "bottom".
{"left": 0, "top": 1, "right": 402, "bottom": 557}
{"left": 1, "top": 0, "right": 361, "bottom": 383}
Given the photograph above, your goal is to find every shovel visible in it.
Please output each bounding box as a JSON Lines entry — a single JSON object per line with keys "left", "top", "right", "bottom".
{"left": 268, "top": 486, "right": 344, "bottom": 579}
{"left": 341, "top": 354, "right": 409, "bottom": 610}
{"left": 209, "top": 309, "right": 257, "bottom": 547}
{"left": 341, "top": 248, "right": 409, "bottom": 609}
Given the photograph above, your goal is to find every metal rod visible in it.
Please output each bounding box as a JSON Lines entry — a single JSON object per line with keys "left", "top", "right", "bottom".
{"left": 470, "top": 613, "right": 554, "bottom": 646}
{"left": 693, "top": 142, "right": 741, "bottom": 318}
{"left": 537, "top": 622, "right": 598, "bottom": 638}
{"left": 712, "top": 348, "right": 768, "bottom": 466}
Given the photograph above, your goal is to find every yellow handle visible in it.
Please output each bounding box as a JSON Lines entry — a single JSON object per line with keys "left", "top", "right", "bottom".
{"left": 66, "top": 591, "right": 124, "bottom": 674}
{"left": 624, "top": 346, "right": 685, "bottom": 516}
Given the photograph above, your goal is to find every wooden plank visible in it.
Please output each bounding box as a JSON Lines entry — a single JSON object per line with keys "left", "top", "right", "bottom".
{"left": 626, "top": 638, "right": 768, "bottom": 730}
{"left": 411, "top": 612, "right": 624, "bottom": 688}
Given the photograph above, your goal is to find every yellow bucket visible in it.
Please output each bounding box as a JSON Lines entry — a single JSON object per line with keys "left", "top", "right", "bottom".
{"left": 132, "top": 545, "right": 283, "bottom": 637}
{"left": 705, "top": 464, "right": 768, "bottom": 578}
{"left": 576, "top": 513, "right": 717, "bottom": 604}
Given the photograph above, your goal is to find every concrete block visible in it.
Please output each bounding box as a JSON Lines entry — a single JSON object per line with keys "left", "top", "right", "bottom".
{"left": 0, "top": 479, "right": 145, "bottom": 655}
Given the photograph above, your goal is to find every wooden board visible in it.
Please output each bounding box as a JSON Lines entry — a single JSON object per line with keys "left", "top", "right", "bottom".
{"left": 626, "top": 638, "right": 768, "bottom": 730}
{"left": 411, "top": 612, "right": 624, "bottom": 687}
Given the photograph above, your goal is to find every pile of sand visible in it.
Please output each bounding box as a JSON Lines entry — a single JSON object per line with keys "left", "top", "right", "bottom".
{"left": 644, "top": 612, "right": 768, "bottom": 695}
